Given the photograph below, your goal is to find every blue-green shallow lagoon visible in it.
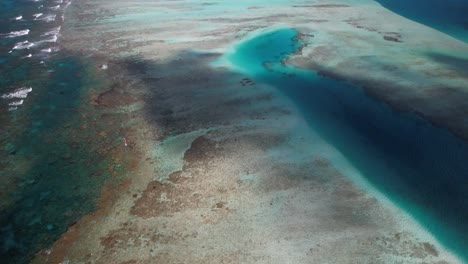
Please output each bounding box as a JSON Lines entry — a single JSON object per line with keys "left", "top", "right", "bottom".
{"left": 375, "top": 0, "right": 468, "bottom": 43}
{"left": 226, "top": 28, "right": 468, "bottom": 261}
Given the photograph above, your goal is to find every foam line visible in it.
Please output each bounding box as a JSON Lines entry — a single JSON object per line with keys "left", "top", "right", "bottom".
{"left": 1, "top": 87, "right": 32, "bottom": 99}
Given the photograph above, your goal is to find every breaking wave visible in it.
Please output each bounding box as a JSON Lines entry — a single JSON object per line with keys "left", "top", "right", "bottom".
{"left": 1, "top": 87, "right": 33, "bottom": 99}
{"left": 2, "top": 29, "right": 30, "bottom": 38}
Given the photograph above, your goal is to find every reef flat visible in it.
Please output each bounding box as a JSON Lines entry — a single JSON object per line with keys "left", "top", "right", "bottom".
{"left": 23, "top": 0, "right": 468, "bottom": 263}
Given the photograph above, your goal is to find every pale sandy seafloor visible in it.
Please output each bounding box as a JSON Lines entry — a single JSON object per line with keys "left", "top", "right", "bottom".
{"left": 32, "top": 0, "right": 468, "bottom": 263}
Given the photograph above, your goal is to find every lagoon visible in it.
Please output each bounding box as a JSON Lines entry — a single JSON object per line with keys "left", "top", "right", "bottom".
{"left": 225, "top": 27, "right": 468, "bottom": 261}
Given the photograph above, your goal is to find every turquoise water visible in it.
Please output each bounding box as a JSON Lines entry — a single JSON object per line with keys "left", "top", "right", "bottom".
{"left": 226, "top": 28, "right": 468, "bottom": 261}
{"left": 375, "top": 0, "right": 468, "bottom": 42}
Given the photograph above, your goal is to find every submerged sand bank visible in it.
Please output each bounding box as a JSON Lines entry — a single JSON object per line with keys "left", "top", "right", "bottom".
{"left": 33, "top": 0, "right": 468, "bottom": 263}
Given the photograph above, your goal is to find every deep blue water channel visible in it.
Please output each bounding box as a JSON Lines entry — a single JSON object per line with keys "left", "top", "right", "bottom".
{"left": 375, "top": 0, "right": 468, "bottom": 42}
{"left": 226, "top": 28, "right": 468, "bottom": 261}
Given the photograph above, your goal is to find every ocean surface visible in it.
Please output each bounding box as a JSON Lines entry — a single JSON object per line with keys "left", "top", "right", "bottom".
{"left": 225, "top": 28, "right": 468, "bottom": 261}
{"left": 375, "top": 0, "right": 468, "bottom": 42}
{"left": 0, "top": 0, "right": 116, "bottom": 263}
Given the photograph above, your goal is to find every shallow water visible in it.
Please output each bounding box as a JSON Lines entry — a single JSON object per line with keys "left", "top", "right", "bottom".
{"left": 375, "top": 0, "right": 468, "bottom": 42}
{"left": 225, "top": 28, "right": 468, "bottom": 261}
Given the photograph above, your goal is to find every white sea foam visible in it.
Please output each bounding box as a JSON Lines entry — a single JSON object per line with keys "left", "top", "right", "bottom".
{"left": 33, "top": 13, "right": 43, "bottom": 20}
{"left": 1, "top": 87, "right": 33, "bottom": 99}
{"left": 41, "top": 46, "right": 59, "bottom": 53}
{"left": 37, "top": 26, "right": 61, "bottom": 43}
{"left": 12, "top": 40, "right": 34, "bottom": 50}
{"left": 61, "top": 0, "right": 73, "bottom": 21}
{"left": 3, "top": 29, "right": 30, "bottom": 38}
{"left": 49, "top": 5, "right": 60, "bottom": 10}
{"left": 14, "top": 15, "right": 23, "bottom": 20}
{"left": 42, "top": 35, "right": 57, "bottom": 42}
{"left": 40, "top": 14, "right": 56, "bottom": 22}
{"left": 23, "top": 54, "right": 33, "bottom": 58}
{"left": 42, "top": 26, "right": 61, "bottom": 36}
{"left": 9, "top": 100, "right": 24, "bottom": 106}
